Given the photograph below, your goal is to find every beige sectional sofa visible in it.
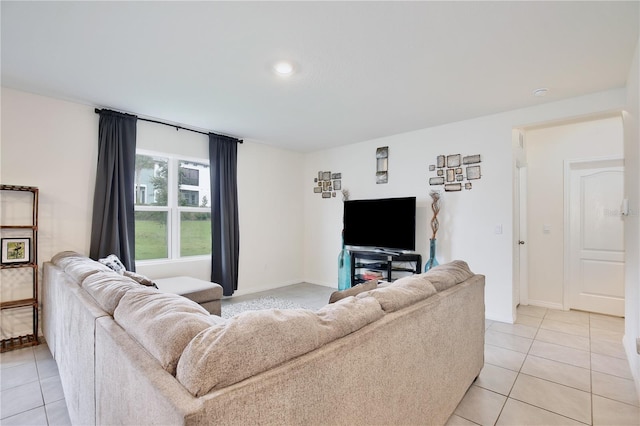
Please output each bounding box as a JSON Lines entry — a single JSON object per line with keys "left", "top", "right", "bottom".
{"left": 42, "top": 251, "right": 485, "bottom": 425}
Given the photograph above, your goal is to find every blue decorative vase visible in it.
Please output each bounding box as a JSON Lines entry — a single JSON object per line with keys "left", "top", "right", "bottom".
{"left": 338, "top": 238, "right": 351, "bottom": 290}
{"left": 424, "top": 238, "right": 439, "bottom": 272}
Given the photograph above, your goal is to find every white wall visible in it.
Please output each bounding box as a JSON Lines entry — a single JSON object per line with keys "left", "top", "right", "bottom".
{"left": 0, "top": 87, "right": 305, "bottom": 296}
{"left": 303, "top": 89, "right": 627, "bottom": 323}
{"left": 622, "top": 37, "right": 640, "bottom": 397}
{"left": 1, "top": 88, "right": 98, "bottom": 263}
{"left": 524, "top": 117, "right": 624, "bottom": 308}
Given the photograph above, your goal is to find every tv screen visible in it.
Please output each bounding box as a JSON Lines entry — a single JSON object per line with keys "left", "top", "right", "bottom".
{"left": 343, "top": 196, "right": 416, "bottom": 251}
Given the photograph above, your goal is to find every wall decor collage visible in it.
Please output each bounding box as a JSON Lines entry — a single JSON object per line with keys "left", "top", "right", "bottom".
{"left": 428, "top": 154, "right": 481, "bottom": 191}
{"left": 313, "top": 171, "right": 342, "bottom": 199}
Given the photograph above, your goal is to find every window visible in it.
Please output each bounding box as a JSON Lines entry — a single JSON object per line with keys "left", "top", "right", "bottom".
{"left": 134, "top": 152, "right": 211, "bottom": 261}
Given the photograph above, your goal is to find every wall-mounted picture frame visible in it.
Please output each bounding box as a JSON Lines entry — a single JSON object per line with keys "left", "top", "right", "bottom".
{"left": 467, "top": 165, "right": 481, "bottom": 180}
{"left": 445, "top": 183, "right": 462, "bottom": 192}
{"left": 322, "top": 192, "right": 331, "bottom": 198}
{"left": 1, "top": 238, "right": 30, "bottom": 264}
{"left": 322, "top": 171, "right": 332, "bottom": 181}
{"left": 429, "top": 164, "right": 435, "bottom": 171}
{"left": 333, "top": 180, "right": 342, "bottom": 190}
{"left": 447, "top": 154, "right": 461, "bottom": 168}
{"left": 318, "top": 171, "right": 323, "bottom": 181}
{"left": 463, "top": 154, "right": 481, "bottom": 164}
{"left": 465, "top": 182, "right": 473, "bottom": 190}
{"left": 332, "top": 173, "right": 341, "bottom": 180}
{"left": 455, "top": 168, "right": 462, "bottom": 175}
{"left": 437, "top": 169, "right": 444, "bottom": 177}
{"left": 313, "top": 187, "right": 322, "bottom": 193}
{"left": 446, "top": 169, "right": 455, "bottom": 182}
{"left": 456, "top": 175, "right": 464, "bottom": 182}
{"left": 429, "top": 176, "right": 445, "bottom": 185}
{"left": 437, "top": 155, "right": 445, "bottom": 168}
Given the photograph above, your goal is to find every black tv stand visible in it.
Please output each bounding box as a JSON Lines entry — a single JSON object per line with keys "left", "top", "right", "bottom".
{"left": 350, "top": 250, "right": 422, "bottom": 287}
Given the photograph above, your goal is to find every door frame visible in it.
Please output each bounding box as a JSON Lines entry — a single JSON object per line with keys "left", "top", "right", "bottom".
{"left": 562, "top": 155, "right": 624, "bottom": 311}
{"left": 518, "top": 165, "right": 529, "bottom": 306}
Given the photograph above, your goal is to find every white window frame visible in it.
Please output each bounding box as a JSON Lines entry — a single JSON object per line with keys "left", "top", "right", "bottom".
{"left": 135, "top": 149, "right": 211, "bottom": 264}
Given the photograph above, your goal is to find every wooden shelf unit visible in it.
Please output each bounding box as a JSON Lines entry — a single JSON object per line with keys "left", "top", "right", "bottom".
{"left": 0, "top": 184, "right": 39, "bottom": 352}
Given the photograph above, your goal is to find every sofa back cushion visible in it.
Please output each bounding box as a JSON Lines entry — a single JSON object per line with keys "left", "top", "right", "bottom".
{"left": 356, "top": 274, "right": 437, "bottom": 312}
{"left": 114, "top": 290, "right": 222, "bottom": 375}
{"left": 424, "top": 260, "right": 474, "bottom": 292}
{"left": 51, "top": 251, "right": 114, "bottom": 283}
{"left": 328, "top": 279, "right": 377, "bottom": 304}
{"left": 176, "top": 296, "right": 383, "bottom": 396}
{"left": 82, "top": 273, "right": 149, "bottom": 315}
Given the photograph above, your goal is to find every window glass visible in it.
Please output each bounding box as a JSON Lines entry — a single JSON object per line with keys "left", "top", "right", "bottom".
{"left": 135, "top": 211, "right": 168, "bottom": 260}
{"left": 135, "top": 155, "right": 169, "bottom": 206}
{"left": 180, "top": 212, "right": 212, "bottom": 257}
{"left": 178, "top": 160, "right": 210, "bottom": 207}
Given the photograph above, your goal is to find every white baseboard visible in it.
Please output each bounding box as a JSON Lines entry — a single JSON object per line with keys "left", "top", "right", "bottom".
{"left": 526, "top": 299, "right": 564, "bottom": 310}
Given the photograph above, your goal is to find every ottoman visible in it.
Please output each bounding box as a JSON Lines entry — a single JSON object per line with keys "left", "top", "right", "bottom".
{"left": 154, "top": 276, "right": 223, "bottom": 315}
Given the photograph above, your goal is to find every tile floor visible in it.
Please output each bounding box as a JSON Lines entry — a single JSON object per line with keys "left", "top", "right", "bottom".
{"left": 1, "top": 284, "right": 638, "bottom": 425}
{"left": 448, "top": 305, "right": 639, "bottom": 426}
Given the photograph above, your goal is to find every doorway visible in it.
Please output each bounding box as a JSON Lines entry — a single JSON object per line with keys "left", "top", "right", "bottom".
{"left": 519, "top": 116, "right": 625, "bottom": 314}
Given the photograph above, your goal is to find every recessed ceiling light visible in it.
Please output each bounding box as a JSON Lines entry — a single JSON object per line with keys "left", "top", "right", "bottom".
{"left": 533, "top": 88, "right": 549, "bottom": 97}
{"left": 273, "top": 61, "right": 295, "bottom": 76}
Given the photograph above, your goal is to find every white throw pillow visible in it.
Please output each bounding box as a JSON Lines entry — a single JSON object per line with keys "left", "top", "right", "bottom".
{"left": 98, "top": 254, "right": 126, "bottom": 275}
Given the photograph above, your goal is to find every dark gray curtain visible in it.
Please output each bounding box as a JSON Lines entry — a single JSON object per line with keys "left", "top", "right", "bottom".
{"left": 90, "top": 110, "right": 137, "bottom": 271}
{"left": 209, "top": 133, "right": 240, "bottom": 296}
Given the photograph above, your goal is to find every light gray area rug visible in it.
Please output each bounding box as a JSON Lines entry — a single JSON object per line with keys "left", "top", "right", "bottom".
{"left": 221, "top": 296, "right": 310, "bottom": 319}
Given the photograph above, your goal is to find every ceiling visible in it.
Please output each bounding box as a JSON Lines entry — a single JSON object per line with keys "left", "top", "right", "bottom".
{"left": 2, "top": 1, "right": 638, "bottom": 152}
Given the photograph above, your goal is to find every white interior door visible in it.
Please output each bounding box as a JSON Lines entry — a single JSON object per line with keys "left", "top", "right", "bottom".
{"left": 567, "top": 159, "right": 625, "bottom": 316}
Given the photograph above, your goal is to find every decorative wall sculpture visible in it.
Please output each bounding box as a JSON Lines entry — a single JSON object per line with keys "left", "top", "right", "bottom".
{"left": 428, "top": 153, "right": 482, "bottom": 191}
{"left": 376, "top": 146, "right": 388, "bottom": 184}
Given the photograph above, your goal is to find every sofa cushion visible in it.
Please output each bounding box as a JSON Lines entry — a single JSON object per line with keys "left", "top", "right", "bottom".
{"left": 356, "top": 274, "right": 436, "bottom": 312}
{"left": 51, "top": 251, "right": 114, "bottom": 283}
{"left": 98, "top": 254, "right": 126, "bottom": 275}
{"left": 328, "top": 279, "right": 377, "bottom": 304}
{"left": 424, "top": 260, "right": 474, "bottom": 292}
{"left": 82, "top": 272, "right": 150, "bottom": 315}
{"left": 114, "top": 290, "right": 221, "bottom": 375}
{"left": 123, "top": 270, "right": 158, "bottom": 288}
{"left": 177, "top": 296, "right": 383, "bottom": 396}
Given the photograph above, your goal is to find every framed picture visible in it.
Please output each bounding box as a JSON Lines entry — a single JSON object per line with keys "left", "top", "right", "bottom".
{"left": 456, "top": 174, "right": 464, "bottom": 182}
{"left": 333, "top": 180, "right": 342, "bottom": 190}
{"left": 463, "top": 154, "right": 481, "bottom": 165}
{"left": 467, "top": 165, "right": 482, "bottom": 180}
{"left": 332, "top": 173, "right": 342, "bottom": 180}
{"left": 465, "top": 182, "right": 473, "bottom": 190}
{"left": 322, "top": 171, "right": 332, "bottom": 181}
{"left": 444, "top": 183, "right": 462, "bottom": 192}
{"left": 436, "top": 155, "right": 445, "bottom": 168}
{"left": 429, "top": 164, "right": 435, "bottom": 172}
{"left": 446, "top": 169, "right": 455, "bottom": 182}
{"left": 313, "top": 187, "right": 322, "bottom": 193}
{"left": 429, "top": 176, "right": 445, "bottom": 185}
{"left": 322, "top": 192, "right": 331, "bottom": 198}
{"left": 437, "top": 169, "right": 444, "bottom": 177}
{"left": 1, "top": 238, "right": 30, "bottom": 264}
{"left": 447, "top": 154, "right": 461, "bottom": 168}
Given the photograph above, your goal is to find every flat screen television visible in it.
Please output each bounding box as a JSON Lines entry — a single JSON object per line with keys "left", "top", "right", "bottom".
{"left": 343, "top": 196, "right": 416, "bottom": 252}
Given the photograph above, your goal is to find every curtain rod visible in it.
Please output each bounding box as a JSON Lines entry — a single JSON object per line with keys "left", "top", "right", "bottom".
{"left": 94, "top": 108, "right": 242, "bottom": 143}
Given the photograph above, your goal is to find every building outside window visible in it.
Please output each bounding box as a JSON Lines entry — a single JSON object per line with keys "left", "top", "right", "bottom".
{"left": 134, "top": 152, "right": 212, "bottom": 261}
